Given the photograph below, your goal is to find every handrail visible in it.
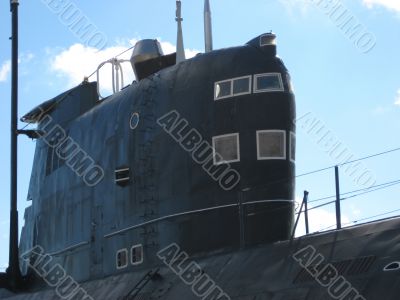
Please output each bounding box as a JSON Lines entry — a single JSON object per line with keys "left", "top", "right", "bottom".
{"left": 96, "top": 58, "right": 130, "bottom": 99}
{"left": 104, "top": 199, "right": 295, "bottom": 239}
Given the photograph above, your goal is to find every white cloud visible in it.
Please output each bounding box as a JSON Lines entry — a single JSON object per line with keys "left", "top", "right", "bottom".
{"left": 363, "top": 0, "right": 400, "bottom": 12}
{"left": 49, "top": 39, "right": 200, "bottom": 96}
{"left": 0, "top": 262, "right": 7, "bottom": 271}
{"left": 279, "top": 0, "right": 313, "bottom": 16}
{"left": 0, "top": 60, "right": 11, "bottom": 82}
{"left": 395, "top": 89, "right": 400, "bottom": 106}
{"left": 295, "top": 197, "right": 351, "bottom": 237}
{"left": 19, "top": 52, "right": 35, "bottom": 64}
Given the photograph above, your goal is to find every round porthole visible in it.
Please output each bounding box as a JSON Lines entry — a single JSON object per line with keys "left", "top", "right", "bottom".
{"left": 130, "top": 112, "right": 140, "bottom": 130}
{"left": 383, "top": 262, "right": 400, "bottom": 272}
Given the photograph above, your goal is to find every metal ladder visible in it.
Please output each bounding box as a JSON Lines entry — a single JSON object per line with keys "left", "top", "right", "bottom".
{"left": 137, "top": 76, "right": 159, "bottom": 249}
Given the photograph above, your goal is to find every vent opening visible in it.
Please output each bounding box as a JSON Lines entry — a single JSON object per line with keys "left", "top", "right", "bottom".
{"left": 384, "top": 262, "right": 400, "bottom": 272}
{"left": 115, "top": 167, "right": 130, "bottom": 186}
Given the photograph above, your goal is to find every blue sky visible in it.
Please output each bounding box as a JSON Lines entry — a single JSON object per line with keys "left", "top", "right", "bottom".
{"left": 0, "top": 0, "right": 399, "bottom": 270}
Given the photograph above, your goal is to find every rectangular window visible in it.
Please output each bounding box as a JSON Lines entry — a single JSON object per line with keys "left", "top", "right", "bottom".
{"left": 290, "top": 132, "right": 296, "bottom": 163}
{"left": 257, "top": 130, "right": 286, "bottom": 160}
{"left": 131, "top": 244, "right": 143, "bottom": 265}
{"left": 215, "top": 80, "right": 232, "bottom": 100}
{"left": 254, "top": 73, "right": 284, "bottom": 93}
{"left": 116, "top": 249, "right": 128, "bottom": 269}
{"left": 214, "top": 76, "right": 251, "bottom": 100}
{"left": 232, "top": 76, "right": 251, "bottom": 96}
{"left": 212, "top": 133, "right": 240, "bottom": 164}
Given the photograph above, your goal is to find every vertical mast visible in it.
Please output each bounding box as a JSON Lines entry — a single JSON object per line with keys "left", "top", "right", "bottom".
{"left": 175, "top": 0, "right": 185, "bottom": 63}
{"left": 204, "top": 0, "right": 213, "bottom": 52}
{"left": 8, "top": 0, "right": 22, "bottom": 289}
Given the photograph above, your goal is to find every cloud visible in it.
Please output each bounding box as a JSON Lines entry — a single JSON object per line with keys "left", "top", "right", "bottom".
{"left": 0, "top": 60, "right": 11, "bottom": 82}
{"left": 0, "top": 53, "right": 35, "bottom": 83}
{"left": 395, "top": 89, "right": 400, "bottom": 106}
{"left": 19, "top": 52, "right": 35, "bottom": 64}
{"left": 0, "top": 262, "right": 7, "bottom": 271}
{"left": 363, "top": 0, "right": 400, "bottom": 12}
{"left": 49, "top": 39, "right": 200, "bottom": 96}
{"left": 279, "top": 0, "right": 313, "bottom": 16}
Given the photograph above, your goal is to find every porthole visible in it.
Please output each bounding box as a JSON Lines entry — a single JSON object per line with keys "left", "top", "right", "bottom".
{"left": 130, "top": 112, "right": 140, "bottom": 130}
{"left": 383, "top": 262, "right": 400, "bottom": 272}
{"left": 116, "top": 249, "right": 128, "bottom": 269}
{"left": 131, "top": 244, "right": 144, "bottom": 265}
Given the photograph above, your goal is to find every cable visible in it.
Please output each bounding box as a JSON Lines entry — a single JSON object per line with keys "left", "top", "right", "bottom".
{"left": 318, "top": 208, "right": 400, "bottom": 232}
{"left": 341, "top": 181, "right": 400, "bottom": 201}
{"left": 295, "top": 179, "right": 400, "bottom": 215}
{"left": 308, "top": 179, "right": 400, "bottom": 203}
{"left": 296, "top": 166, "right": 332, "bottom": 178}
{"left": 296, "top": 147, "right": 400, "bottom": 179}
{"left": 87, "top": 45, "right": 134, "bottom": 80}
{"left": 339, "top": 147, "right": 400, "bottom": 167}
{"left": 244, "top": 146, "right": 400, "bottom": 194}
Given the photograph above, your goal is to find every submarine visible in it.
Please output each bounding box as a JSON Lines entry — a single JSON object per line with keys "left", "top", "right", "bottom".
{"left": 1, "top": 1, "right": 400, "bottom": 299}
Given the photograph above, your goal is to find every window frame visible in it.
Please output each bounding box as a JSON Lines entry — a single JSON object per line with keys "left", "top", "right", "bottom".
{"left": 214, "top": 75, "right": 252, "bottom": 100}
{"left": 253, "top": 73, "right": 284, "bottom": 93}
{"left": 212, "top": 133, "right": 240, "bottom": 165}
{"left": 116, "top": 248, "right": 128, "bottom": 270}
{"left": 290, "top": 132, "right": 296, "bottom": 163}
{"left": 232, "top": 75, "right": 252, "bottom": 97}
{"left": 256, "top": 130, "right": 286, "bottom": 160}
{"left": 286, "top": 73, "right": 294, "bottom": 93}
{"left": 131, "top": 244, "right": 144, "bottom": 266}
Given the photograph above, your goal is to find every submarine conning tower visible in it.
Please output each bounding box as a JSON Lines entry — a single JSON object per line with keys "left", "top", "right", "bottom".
{"left": 18, "top": 31, "right": 296, "bottom": 283}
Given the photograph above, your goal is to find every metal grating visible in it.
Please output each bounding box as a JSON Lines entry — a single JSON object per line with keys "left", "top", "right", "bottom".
{"left": 115, "top": 167, "right": 130, "bottom": 186}
{"left": 347, "top": 256, "right": 376, "bottom": 275}
{"left": 293, "top": 256, "right": 376, "bottom": 284}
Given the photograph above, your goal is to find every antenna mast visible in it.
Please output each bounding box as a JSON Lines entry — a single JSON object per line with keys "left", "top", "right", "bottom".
{"left": 204, "top": 0, "right": 213, "bottom": 52}
{"left": 8, "top": 0, "right": 22, "bottom": 290}
{"left": 175, "top": 0, "right": 185, "bottom": 63}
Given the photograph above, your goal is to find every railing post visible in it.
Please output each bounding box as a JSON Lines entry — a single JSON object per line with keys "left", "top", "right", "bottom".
{"left": 291, "top": 190, "right": 308, "bottom": 240}
{"left": 335, "top": 166, "right": 342, "bottom": 230}
{"left": 238, "top": 191, "right": 245, "bottom": 249}
{"left": 304, "top": 191, "right": 310, "bottom": 235}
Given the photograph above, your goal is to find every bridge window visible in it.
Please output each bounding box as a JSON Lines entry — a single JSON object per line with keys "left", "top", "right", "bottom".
{"left": 131, "top": 244, "right": 143, "bottom": 265}
{"left": 290, "top": 132, "right": 296, "bottom": 163}
{"left": 215, "top": 76, "right": 251, "bottom": 100}
{"left": 212, "top": 133, "right": 240, "bottom": 164}
{"left": 233, "top": 76, "right": 252, "bottom": 96}
{"left": 215, "top": 80, "right": 231, "bottom": 99}
{"left": 116, "top": 249, "right": 128, "bottom": 269}
{"left": 257, "top": 130, "right": 286, "bottom": 160}
{"left": 254, "top": 73, "right": 284, "bottom": 93}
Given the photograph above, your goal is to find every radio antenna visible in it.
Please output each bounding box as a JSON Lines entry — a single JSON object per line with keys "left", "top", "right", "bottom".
{"left": 204, "top": 0, "right": 213, "bottom": 52}
{"left": 176, "top": 0, "right": 186, "bottom": 63}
